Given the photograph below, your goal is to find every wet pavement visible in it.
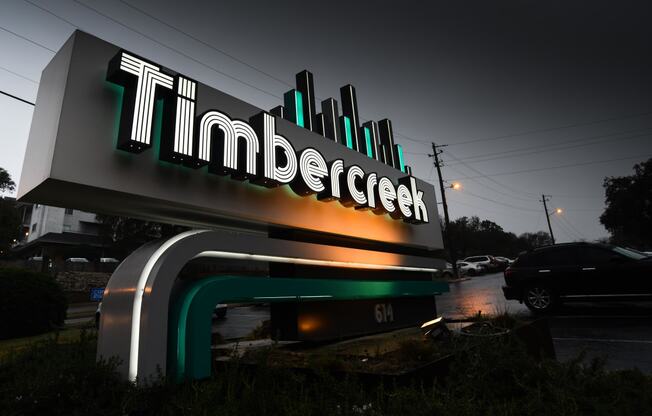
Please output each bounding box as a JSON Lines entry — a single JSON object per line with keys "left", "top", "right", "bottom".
{"left": 212, "top": 305, "right": 269, "bottom": 340}
{"left": 438, "top": 272, "right": 652, "bottom": 373}
{"left": 437, "top": 272, "right": 529, "bottom": 320}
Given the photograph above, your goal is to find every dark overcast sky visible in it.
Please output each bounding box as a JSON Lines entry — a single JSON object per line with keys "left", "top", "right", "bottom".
{"left": 1, "top": 0, "right": 651, "bottom": 241}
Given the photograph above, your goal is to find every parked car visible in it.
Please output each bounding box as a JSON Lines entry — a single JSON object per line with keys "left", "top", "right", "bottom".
{"left": 502, "top": 242, "right": 652, "bottom": 313}
{"left": 495, "top": 256, "right": 514, "bottom": 267}
{"left": 100, "top": 257, "right": 120, "bottom": 263}
{"left": 463, "top": 255, "right": 504, "bottom": 272}
{"left": 66, "top": 257, "right": 89, "bottom": 263}
{"left": 457, "top": 261, "right": 482, "bottom": 276}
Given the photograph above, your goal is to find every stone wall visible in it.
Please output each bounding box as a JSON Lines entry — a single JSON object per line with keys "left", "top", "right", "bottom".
{"left": 55, "top": 271, "right": 111, "bottom": 292}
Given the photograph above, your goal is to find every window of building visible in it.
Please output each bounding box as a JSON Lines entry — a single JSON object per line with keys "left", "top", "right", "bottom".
{"left": 65, "top": 208, "right": 74, "bottom": 215}
{"left": 31, "top": 223, "right": 37, "bottom": 232}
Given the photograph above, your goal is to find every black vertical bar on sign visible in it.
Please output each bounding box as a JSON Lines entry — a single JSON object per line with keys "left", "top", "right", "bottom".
{"left": 378, "top": 119, "right": 396, "bottom": 168}
{"left": 270, "top": 105, "right": 285, "bottom": 119}
{"left": 322, "top": 98, "right": 340, "bottom": 143}
{"left": 340, "top": 85, "right": 361, "bottom": 153}
{"left": 405, "top": 165, "right": 412, "bottom": 175}
{"left": 314, "top": 113, "right": 325, "bottom": 136}
{"left": 296, "top": 70, "right": 315, "bottom": 131}
{"left": 362, "top": 120, "right": 379, "bottom": 160}
{"left": 377, "top": 143, "right": 387, "bottom": 164}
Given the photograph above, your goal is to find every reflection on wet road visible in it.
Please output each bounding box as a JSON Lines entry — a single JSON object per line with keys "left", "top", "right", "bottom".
{"left": 437, "top": 272, "right": 529, "bottom": 319}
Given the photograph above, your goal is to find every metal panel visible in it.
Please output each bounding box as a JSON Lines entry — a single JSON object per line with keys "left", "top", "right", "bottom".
{"left": 18, "top": 31, "right": 443, "bottom": 251}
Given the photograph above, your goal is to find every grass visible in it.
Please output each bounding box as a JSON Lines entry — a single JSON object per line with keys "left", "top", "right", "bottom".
{"left": 0, "top": 327, "right": 92, "bottom": 360}
{"left": 2, "top": 323, "right": 652, "bottom": 415}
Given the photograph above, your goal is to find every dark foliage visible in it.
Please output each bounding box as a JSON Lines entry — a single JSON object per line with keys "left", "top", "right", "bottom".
{"left": 0, "top": 332, "right": 132, "bottom": 416}
{"left": 447, "top": 215, "right": 552, "bottom": 259}
{"left": 2, "top": 331, "right": 652, "bottom": 415}
{"left": 95, "top": 214, "right": 190, "bottom": 256}
{"left": 0, "top": 198, "right": 21, "bottom": 254}
{"left": 0, "top": 268, "right": 68, "bottom": 340}
{"left": 601, "top": 158, "right": 652, "bottom": 249}
{"left": 0, "top": 167, "right": 15, "bottom": 193}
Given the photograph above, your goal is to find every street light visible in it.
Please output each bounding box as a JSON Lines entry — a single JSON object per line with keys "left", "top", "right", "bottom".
{"left": 555, "top": 208, "right": 563, "bottom": 215}
{"left": 450, "top": 182, "right": 462, "bottom": 190}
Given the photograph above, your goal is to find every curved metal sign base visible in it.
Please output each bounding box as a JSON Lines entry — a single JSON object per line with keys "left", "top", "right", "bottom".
{"left": 96, "top": 230, "right": 444, "bottom": 383}
{"left": 169, "top": 275, "right": 448, "bottom": 381}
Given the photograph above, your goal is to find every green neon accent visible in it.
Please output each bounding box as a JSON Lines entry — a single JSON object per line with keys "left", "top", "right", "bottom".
{"left": 106, "top": 82, "right": 125, "bottom": 150}
{"left": 364, "top": 127, "right": 373, "bottom": 158}
{"left": 344, "top": 116, "right": 353, "bottom": 149}
{"left": 295, "top": 91, "right": 304, "bottom": 128}
{"left": 169, "top": 276, "right": 449, "bottom": 381}
{"left": 152, "top": 99, "right": 164, "bottom": 160}
{"left": 283, "top": 90, "right": 304, "bottom": 128}
{"left": 397, "top": 144, "right": 406, "bottom": 172}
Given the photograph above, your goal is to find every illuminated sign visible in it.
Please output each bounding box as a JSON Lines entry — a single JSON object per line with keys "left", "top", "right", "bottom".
{"left": 107, "top": 51, "right": 429, "bottom": 224}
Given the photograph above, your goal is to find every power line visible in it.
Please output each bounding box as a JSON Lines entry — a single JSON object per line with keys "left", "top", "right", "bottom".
{"left": 450, "top": 153, "right": 652, "bottom": 181}
{"left": 117, "top": 0, "right": 293, "bottom": 89}
{"left": 446, "top": 111, "right": 652, "bottom": 147}
{"left": 444, "top": 149, "right": 541, "bottom": 199}
{"left": 0, "top": 25, "right": 56, "bottom": 52}
{"left": 20, "top": 0, "right": 431, "bottom": 148}
{"left": 0, "top": 89, "right": 35, "bottom": 106}
{"left": 540, "top": 195, "right": 556, "bottom": 244}
{"left": 0, "top": 65, "right": 39, "bottom": 84}
{"left": 13, "top": 0, "right": 652, "bottom": 175}
{"left": 444, "top": 163, "right": 538, "bottom": 203}
{"left": 554, "top": 216, "right": 584, "bottom": 241}
{"left": 446, "top": 129, "right": 652, "bottom": 166}
{"left": 463, "top": 190, "right": 541, "bottom": 212}
{"left": 559, "top": 215, "right": 587, "bottom": 240}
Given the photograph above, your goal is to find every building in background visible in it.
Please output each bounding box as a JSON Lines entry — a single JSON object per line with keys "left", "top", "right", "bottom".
{"left": 13, "top": 203, "right": 110, "bottom": 269}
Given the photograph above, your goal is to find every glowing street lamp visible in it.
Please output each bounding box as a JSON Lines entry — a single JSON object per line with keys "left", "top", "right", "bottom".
{"left": 555, "top": 208, "right": 563, "bottom": 215}
{"left": 450, "top": 182, "right": 462, "bottom": 190}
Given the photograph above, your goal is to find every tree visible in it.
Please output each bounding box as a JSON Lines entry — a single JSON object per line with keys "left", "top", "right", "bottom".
{"left": 96, "top": 214, "right": 190, "bottom": 256}
{"left": 446, "top": 215, "right": 551, "bottom": 259}
{"left": 600, "top": 158, "right": 652, "bottom": 249}
{"left": 0, "top": 167, "right": 15, "bottom": 194}
{"left": 0, "top": 168, "right": 20, "bottom": 255}
{"left": 517, "top": 231, "right": 552, "bottom": 250}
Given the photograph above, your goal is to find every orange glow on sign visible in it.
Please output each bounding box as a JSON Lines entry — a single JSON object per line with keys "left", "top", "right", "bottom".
{"left": 299, "top": 317, "right": 321, "bottom": 332}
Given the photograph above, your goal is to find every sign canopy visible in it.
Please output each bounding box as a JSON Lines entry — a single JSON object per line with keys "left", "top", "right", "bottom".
{"left": 19, "top": 31, "right": 443, "bottom": 251}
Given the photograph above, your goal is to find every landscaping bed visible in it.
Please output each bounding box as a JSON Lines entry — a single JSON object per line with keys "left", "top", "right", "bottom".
{"left": 2, "top": 316, "right": 652, "bottom": 415}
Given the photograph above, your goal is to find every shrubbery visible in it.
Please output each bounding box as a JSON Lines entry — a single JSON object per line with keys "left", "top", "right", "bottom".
{"left": 1, "top": 331, "right": 652, "bottom": 415}
{"left": 0, "top": 267, "right": 68, "bottom": 340}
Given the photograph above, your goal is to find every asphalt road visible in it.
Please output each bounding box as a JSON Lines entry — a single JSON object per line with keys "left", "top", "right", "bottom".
{"left": 67, "top": 271, "right": 652, "bottom": 373}
{"left": 438, "top": 272, "right": 652, "bottom": 373}
{"left": 212, "top": 305, "right": 269, "bottom": 340}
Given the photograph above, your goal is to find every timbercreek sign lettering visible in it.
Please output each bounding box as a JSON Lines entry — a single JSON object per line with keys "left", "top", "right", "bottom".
{"left": 18, "top": 31, "right": 443, "bottom": 249}
{"left": 108, "top": 51, "right": 429, "bottom": 224}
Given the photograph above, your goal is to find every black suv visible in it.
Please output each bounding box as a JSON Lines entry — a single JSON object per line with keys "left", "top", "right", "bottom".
{"left": 503, "top": 242, "right": 652, "bottom": 313}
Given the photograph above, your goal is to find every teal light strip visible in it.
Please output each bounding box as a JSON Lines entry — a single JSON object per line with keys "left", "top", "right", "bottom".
{"left": 295, "top": 91, "right": 304, "bottom": 128}
{"left": 170, "top": 276, "right": 449, "bottom": 381}
{"left": 397, "top": 144, "right": 406, "bottom": 172}
{"left": 364, "top": 127, "right": 373, "bottom": 158}
{"left": 344, "top": 116, "right": 353, "bottom": 149}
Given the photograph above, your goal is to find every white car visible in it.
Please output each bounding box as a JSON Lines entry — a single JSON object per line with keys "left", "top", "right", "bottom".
{"left": 456, "top": 261, "right": 482, "bottom": 276}
{"left": 66, "top": 257, "right": 89, "bottom": 263}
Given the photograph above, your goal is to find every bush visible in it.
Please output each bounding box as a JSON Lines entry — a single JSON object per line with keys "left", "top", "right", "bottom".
{"left": 0, "top": 267, "right": 68, "bottom": 340}
{"left": 0, "top": 331, "right": 132, "bottom": 416}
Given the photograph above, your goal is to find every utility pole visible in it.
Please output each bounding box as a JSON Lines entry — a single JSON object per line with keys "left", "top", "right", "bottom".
{"left": 541, "top": 194, "right": 556, "bottom": 245}
{"left": 429, "top": 142, "right": 459, "bottom": 278}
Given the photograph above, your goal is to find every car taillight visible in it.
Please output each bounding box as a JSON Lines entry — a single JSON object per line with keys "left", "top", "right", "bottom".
{"left": 504, "top": 267, "right": 513, "bottom": 283}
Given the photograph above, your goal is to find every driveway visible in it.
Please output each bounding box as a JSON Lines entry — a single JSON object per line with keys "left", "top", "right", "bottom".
{"left": 438, "top": 272, "right": 652, "bottom": 373}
